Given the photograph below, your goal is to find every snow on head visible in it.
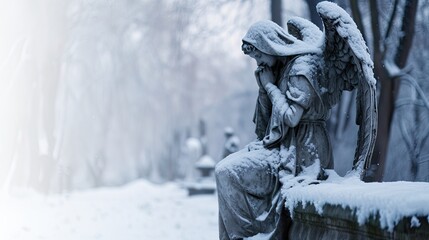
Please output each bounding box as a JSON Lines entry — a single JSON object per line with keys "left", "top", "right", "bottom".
{"left": 242, "top": 20, "right": 321, "bottom": 57}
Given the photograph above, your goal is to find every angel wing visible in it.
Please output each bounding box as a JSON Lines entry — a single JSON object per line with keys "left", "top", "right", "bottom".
{"left": 287, "top": 16, "right": 323, "bottom": 46}
{"left": 315, "top": 1, "right": 377, "bottom": 179}
{"left": 288, "top": 2, "right": 377, "bottom": 179}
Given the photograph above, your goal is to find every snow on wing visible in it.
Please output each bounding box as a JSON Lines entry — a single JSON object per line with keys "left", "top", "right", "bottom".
{"left": 287, "top": 16, "right": 323, "bottom": 47}
{"left": 316, "top": 1, "right": 377, "bottom": 178}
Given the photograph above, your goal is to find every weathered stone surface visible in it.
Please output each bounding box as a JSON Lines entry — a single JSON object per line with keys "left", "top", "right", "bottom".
{"left": 288, "top": 203, "right": 429, "bottom": 240}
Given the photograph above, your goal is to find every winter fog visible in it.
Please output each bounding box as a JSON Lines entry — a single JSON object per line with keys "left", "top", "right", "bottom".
{"left": 1, "top": 0, "right": 429, "bottom": 239}
{"left": 0, "top": 0, "right": 294, "bottom": 191}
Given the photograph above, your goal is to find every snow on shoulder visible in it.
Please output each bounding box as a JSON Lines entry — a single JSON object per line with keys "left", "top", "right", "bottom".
{"left": 282, "top": 170, "right": 429, "bottom": 232}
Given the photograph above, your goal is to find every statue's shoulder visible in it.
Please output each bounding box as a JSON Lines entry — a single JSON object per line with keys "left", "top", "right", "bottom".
{"left": 288, "top": 53, "right": 323, "bottom": 79}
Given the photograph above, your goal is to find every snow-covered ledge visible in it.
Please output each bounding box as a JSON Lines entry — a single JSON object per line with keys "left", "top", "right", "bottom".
{"left": 282, "top": 171, "right": 429, "bottom": 239}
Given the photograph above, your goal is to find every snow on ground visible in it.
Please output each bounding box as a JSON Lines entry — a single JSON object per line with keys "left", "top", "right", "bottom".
{"left": 0, "top": 180, "right": 219, "bottom": 240}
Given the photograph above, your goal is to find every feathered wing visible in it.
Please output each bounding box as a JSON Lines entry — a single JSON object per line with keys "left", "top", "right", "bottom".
{"left": 316, "top": 1, "right": 378, "bottom": 179}
{"left": 287, "top": 16, "right": 323, "bottom": 46}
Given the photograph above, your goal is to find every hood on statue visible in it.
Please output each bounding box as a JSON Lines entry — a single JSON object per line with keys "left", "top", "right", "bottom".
{"left": 242, "top": 20, "right": 320, "bottom": 56}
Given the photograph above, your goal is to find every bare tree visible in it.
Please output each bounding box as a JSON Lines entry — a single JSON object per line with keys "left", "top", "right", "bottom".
{"left": 367, "top": 0, "right": 419, "bottom": 182}
{"left": 0, "top": 0, "right": 67, "bottom": 192}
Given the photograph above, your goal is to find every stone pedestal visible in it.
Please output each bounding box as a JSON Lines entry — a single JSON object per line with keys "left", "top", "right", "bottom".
{"left": 283, "top": 178, "right": 429, "bottom": 240}
{"left": 289, "top": 203, "right": 429, "bottom": 240}
{"left": 186, "top": 155, "right": 216, "bottom": 196}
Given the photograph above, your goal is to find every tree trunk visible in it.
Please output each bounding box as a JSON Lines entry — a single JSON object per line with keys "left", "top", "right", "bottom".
{"left": 305, "top": 0, "right": 323, "bottom": 30}
{"left": 371, "top": 0, "right": 419, "bottom": 182}
{"left": 271, "top": 0, "right": 283, "bottom": 26}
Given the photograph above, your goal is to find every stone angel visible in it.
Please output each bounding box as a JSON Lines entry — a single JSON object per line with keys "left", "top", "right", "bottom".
{"left": 215, "top": 2, "right": 377, "bottom": 239}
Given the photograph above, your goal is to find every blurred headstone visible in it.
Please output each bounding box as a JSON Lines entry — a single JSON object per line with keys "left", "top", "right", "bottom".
{"left": 222, "top": 127, "right": 240, "bottom": 158}
{"left": 187, "top": 155, "right": 216, "bottom": 196}
{"left": 180, "top": 137, "right": 202, "bottom": 181}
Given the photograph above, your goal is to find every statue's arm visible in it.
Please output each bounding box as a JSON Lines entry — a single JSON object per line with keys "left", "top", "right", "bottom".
{"left": 263, "top": 75, "right": 312, "bottom": 127}
{"left": 253, "top": 79, "right": 273, "bottom": 140}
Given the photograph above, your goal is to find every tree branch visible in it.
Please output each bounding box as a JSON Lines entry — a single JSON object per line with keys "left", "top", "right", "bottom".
{"left": 271, "top": 0, "right": 283, "bottom": 27}
{"left": 383, "top": 0, "right": 399, "bottom": 41}
{"left": 394, "top": 0, "right": 419, "bottom": 68}
{"left": 369, "top": 0, "right": 381, "bottom": 57}
{"left": 305, "top": 0, "right": 323, "bottom": 30}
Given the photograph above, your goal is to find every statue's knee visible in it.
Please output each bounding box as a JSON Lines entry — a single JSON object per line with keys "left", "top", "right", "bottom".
{"left": 215, "top": 160, "right": 232, "bottom": 183}
{"left": 214, "top": 161, "right": 226, "bottom": 179}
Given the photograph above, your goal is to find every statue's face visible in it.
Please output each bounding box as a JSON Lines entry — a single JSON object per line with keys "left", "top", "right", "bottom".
{"left": 247, "top": 49, "right": 276, "bottom": 67}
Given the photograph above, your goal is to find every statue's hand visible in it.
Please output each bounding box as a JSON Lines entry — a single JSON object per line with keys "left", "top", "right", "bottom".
{"left": 280, "top": 171, "right": 321, "bottom": 190}
{"left": 258, "top": 66, "right": 275, "bottom": 89}
{"left": 254, "top": 66, "right": 265, "bottom": 89}
{"left": 247, "top": 141, "right": 264, "bottom": 151}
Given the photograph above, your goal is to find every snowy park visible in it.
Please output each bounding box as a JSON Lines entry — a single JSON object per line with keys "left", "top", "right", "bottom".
{"left": 0, "top": 181, "right": 219, "bottom": 240}
{"left": 1, "top": 0, "right": 429, "bottom": 239}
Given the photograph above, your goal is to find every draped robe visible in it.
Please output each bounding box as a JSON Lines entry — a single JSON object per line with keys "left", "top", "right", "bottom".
{"left": 215, "top": 54, "right": 334, "bottom": 240}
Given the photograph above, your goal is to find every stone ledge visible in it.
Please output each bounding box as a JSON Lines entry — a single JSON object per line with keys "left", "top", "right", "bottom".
{"left": 289, "top": 202, "right": 429, "bottom": 240}
{"left": 282, "top": 172, "right": 429, "bottom": 239}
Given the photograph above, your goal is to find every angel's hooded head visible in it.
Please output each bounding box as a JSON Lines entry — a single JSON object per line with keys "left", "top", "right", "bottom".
{"left": 242, "top": 20, "right": 319, "bottom": 58}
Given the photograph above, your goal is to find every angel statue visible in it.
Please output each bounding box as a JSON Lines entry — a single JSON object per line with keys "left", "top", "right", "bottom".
{"left": 214, "top": 1, "right": 377, "bottom": 240}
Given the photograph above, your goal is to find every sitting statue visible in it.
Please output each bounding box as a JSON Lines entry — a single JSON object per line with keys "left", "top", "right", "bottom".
{"left": 215, "top": 1, "right": 377, "bottom": 240}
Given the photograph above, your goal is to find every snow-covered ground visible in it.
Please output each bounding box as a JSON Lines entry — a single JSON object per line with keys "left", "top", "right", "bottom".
{"left": 0, "top": 180, "right": 219, "bottom": 240}
{"left": 3, "top": 172, "right": 429, "bottom": 240}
